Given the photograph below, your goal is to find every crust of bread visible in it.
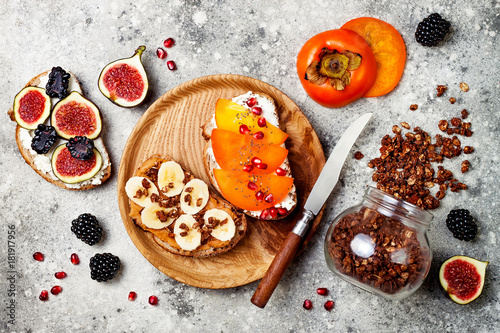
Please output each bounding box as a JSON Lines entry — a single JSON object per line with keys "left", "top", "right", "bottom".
{"left": 200, "top": 92, "right": 297, "bottom": 220}
{"left": 129, "top": 155, "right": 247, "bottom": 258}
{"left": 8, "top": 70, "right": 111, "bottom": 191}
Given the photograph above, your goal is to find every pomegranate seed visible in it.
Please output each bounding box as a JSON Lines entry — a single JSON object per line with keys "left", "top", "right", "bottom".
{"left": 242, "top": 164, "right": 254, "bottom": 173}
{"left": 275, "top": 167, "right": 286, "bottom": 176}
{"left": 70, "top": 253, "right": 80, "bottom": 265}
{"left": 55, "top": 272, "right": 67, "bottom": 279}
{"left": 163, "top": 37, "right": 175, "bottom": 48}
{"left": 264, "top": 193, "right": 274, "bottom": 203}
{"left": 324, "top": 300, "right": 335, "bottom": 311}
{"left": 251, "top": 106, "right": 263, "bottom": 116}
{"left": 33, "top": 252, "right": 44, "bottom": 261}
{"left": 251, "top": 157, "right": 262, "bottom": 166}
{"left": 253, "top": 131, "right": 264, "bottom": 140}
{"left": 255, "top": 191, "right": 264, "bottom": 201}
{"left": 316, "top": 288, "right": 329, "bottom": 296}
{"left": 39, "top": 290, "right": 49, "bottom": 301}
{"left": 156, "top": 48, "right": 167, "bottom": 59}
{"left": 239, "top": 124, "right": 250, "bottom": 135}
{"left": 260, "top": 209, "right": 270, "bottom": 220}
{"left": 246, "top": 97, "right": 257, "bottom": 107}
{"left": 303, "top": 299, "right": 313, "bottom": 310}
{"left": 269, "top": 207, "right": 278, "bottom": 218}
{"left": 128, "top": 291, "right": 137, "bottom": 301}
{"left": 257, "top": 117, "right": 267, "bottom": 127}
{"left": 167, "top": 60, "right": 177, "bottom": 70}
{"left": 247, "top": 181, "right": 258, "bottom": 191}
{"left": 277, "top": 208, "right": 288, "bottom": 216}
{"left": 256, "top": 163, "right": 268, "bottom": 170}
{"left": 50, "top": 286, "right": 62, "bottom": 295}
{"left": 149, "top": 295, "right": 158, "bottom": 305}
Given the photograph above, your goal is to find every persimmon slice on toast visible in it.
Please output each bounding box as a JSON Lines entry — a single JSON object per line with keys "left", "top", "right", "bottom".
{"left": 212, "top": 129, "right": 288, "bottom": 174}
{"left": 214, "top": 99, "right": 288, "bottom": 145}
{"left": 213, "top": 169, "right": 293, "bottom": 211}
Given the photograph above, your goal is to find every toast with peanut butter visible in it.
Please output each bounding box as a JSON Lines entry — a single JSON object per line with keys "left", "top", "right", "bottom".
{"left": 125, "top": 155, "right": 247, "bottom": 258}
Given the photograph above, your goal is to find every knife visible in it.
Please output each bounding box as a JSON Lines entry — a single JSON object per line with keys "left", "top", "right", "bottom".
{"left": 251, "top": 112, "right": 373, "bottom": 308}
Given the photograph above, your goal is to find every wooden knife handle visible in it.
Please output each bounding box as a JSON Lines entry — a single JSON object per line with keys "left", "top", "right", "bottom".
{"left": 251, "top": 231, "right": 303, "bottom": 308}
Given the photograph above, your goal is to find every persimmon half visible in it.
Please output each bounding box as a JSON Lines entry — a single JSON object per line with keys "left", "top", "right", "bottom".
{"left": 341, "top": 17, "right": 406, "bottom": 97}
{"left": 296, "top": 29, "right": 377, "bottom": 108}
{"left": 213, "top": 169, "right": 293, "bottom": 211}
{"left": 211, "top": 129, "right": 288, "bottom": 174}
{"left": 214, "top": 99, "right": 288, "bottom": 145}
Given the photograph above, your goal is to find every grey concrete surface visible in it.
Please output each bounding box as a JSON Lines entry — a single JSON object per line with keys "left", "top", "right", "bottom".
{"left": 0, "top": 0, "right": 499, "bottom": 332}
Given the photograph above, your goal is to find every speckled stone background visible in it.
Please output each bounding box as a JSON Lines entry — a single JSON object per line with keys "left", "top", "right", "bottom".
{"left": 0, "top": 0, "right": 499, "bottom": 332}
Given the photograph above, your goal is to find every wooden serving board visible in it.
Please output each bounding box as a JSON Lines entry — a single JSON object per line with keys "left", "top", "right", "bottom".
{"left": 117, "top": 74, "right": 325, "bottom": 289}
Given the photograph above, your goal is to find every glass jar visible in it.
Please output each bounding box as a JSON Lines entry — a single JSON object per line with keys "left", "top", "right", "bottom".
{"left": 324, "top": 186, "right": 433, "bottom": 300}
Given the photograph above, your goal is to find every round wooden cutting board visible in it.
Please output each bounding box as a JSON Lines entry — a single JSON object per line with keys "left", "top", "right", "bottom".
{"left": 117, "top": 74, "right": 325, "bottom": 289}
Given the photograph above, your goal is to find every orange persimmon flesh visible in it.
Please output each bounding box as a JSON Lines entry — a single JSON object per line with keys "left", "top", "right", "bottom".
{"left": 214, "top": 169, "right": 293, "bottom": 211}
{"left": 212, "top": 129, "right": 288, "bottom": 174}
{"left": 215, "top": 99, "right": 288, "bottom": 145}
{"left": 341, "top": 17, "right": 406, "bottom": 97}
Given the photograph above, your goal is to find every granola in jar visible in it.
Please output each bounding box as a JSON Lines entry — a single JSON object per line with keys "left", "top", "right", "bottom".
{"left": 325, "top": 187, "right": 432, "bottom": 300}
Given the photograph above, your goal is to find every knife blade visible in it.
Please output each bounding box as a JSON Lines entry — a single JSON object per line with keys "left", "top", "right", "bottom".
{"left": 304, "top": 112, "right": 373, "bottom": 215}
{"left": 251, "top": 112, "right": 373, "bottom": 308}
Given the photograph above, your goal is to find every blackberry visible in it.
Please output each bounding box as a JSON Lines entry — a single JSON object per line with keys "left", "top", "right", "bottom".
{"left": 89, "top": 253, "right": 120, "bottom": 282}
{"left": 71, "top": 213, "right": 102, "bottom": 245}
{"left": 415, "top": 13, "right": 451, "bottom": 47}
{"left": 46, "top": 66, "right": 71, "bottom": 99}
{"left": 66, "top": 136, "right": 94, "bottom": 160}
{"left": 31, "top": 124, "right": 58, "bottom": 154}
{"left": 446, "top": 209, "right": 477, "bottom": 241}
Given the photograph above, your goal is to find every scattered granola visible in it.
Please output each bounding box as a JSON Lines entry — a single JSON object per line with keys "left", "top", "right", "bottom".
{"left": 438, "top": 120, "right": 448, "bottom": 131}
{"left": 461, "top": 160, "right": 470, "bottom": 173}
{"left": 392, "top": 125, "right": 401, "bottom": 135}
{"left": 410, "top": 104, "right": 418, "bottom": 111}
{"left": 451, "top": 117, "right": 461, "bottom": 127}
{"left": 460, "top": 82, "right": 469, "bottom": 92}
{"left": 464, "top": 146, "right": 474, "bottom": 154}
{"left": 368, "top": 123, "right": 469, "bottom": 209}
{"left": 449, "top": 97, "right": 456, "bottom": 104}
{"left": 439, "top": 116, "right": 473, "bottom": 137}
{"left": 354, "top": 151, "right": 364, "bottom": 160}
{"left": 436, "top": 85, "right": 447, "bottom": 97}
{"left": 461, "top": 109, "right": 469, "bottom": 119}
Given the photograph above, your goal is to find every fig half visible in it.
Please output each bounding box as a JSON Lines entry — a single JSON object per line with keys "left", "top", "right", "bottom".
{"left": 439, "top": 255, "right": 488, "bottom": 305}
{"left": 51, "top": 91, "right": 102, "bottom": 140}
{"left": 12, "top": 86, "right": 51, "bottom": 129}
{"left": 51, "top": 144, "right": 102, "bottom": 183}
{"left": 98, "top": 45, "right": 148, "bottom": 107}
